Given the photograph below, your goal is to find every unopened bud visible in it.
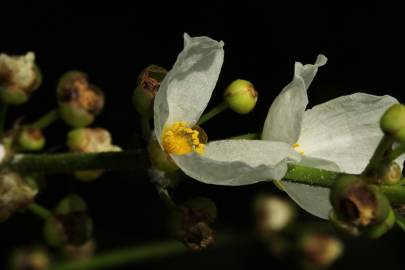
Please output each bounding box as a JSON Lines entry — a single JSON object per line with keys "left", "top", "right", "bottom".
{"left": 57, "top": 71, "right": 104, "bottom": 127}
{"left": 43, "top": 194, "right": 93, "bottom": 247}
{"left": 253, "top": 195, "right": 295, "bottom": 234}
{"left": 379, "top": 162, "right": 402, "bottom": 185}
{"left": 0, "top": 172, "right": 37, "bottom": 222}
{"left": 380, "top": 104, "right": 405, "bottom": 143}
{"left": 224, "top": 79, "right": 258, "bottom": 114}
{"left": 67, "top": 128, "right": 121, "bottom": 181}
{"left": 0, "top": 52, "right": 42, "bottom": 105}
{"left": 18, "top": 127, "right": 45, "bottom": 151}
{"left": 330, "top": 174, "right": 393, "bottom": 237}
{"left": 169, "top": 197, "right": 217, "bottom": 251}
{"left": 299, "top": 233, "right": 344, "bottom": 268}
{"left": 148, "top": 137, "right": 179, "bottom": 172}
{"left": 9, "top": 246, "right": 50, "bottom": 270}
{"left": 133, "top": 65, "right": 167, "bottom": 117}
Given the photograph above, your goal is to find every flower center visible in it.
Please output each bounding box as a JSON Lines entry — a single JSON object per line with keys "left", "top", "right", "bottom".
{"left": 162, "top": 122, "right": 205, "bottom": 155}
{"left": 292, "top": 143, "right": 304, "bottom": 155}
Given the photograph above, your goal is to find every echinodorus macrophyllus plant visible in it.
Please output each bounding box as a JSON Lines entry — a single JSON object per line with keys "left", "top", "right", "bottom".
{"left": 153, "top": 34, "right": 300, "bottom": 185}
{"left": 262, "top": 55, "right": 403, "bottom": 218}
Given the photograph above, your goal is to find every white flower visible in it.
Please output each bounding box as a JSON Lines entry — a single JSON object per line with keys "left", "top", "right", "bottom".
{"left": 262, "top": 55, "right": 402, "bottom": 219}
{"left": 153, "top": 34, "right": 300, "bottom": 185}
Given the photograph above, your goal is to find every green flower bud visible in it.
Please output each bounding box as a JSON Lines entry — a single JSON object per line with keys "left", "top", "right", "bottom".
{"left": 169, "top": 197, "right": 217, "bottom": 251}
{"left": 9, "top": 246, "right": 50, "bottom": 270}
{"left": 148, "top": 137, "right": 179, "bottom": 172}
{"left": 253, "top": 195, "right": 295, "bottom": 234}
{"left": 18, "top": 127, "right": 45, "bottom": 151}
{"left": 380, "top": 104, "right": 405, "bottom": 142}
{"left": 0, "top": 52, "right": 42, "bottom": 105}
{"left": 380, "top": 162, "right": 402, "bottom": 185}
{"left": 67, "top": 128, "right": 121, "bottom": 181}
{"left": 44, "top": 195, "right": 93, "bottom": 247}
{"left": 133, "top": 65, "right": 167, "bottom": 117}
{"left": 0, "top": 172, "right": 37, "bottom": 222}
{"left": 330, "top": 175, "right": 391, "bottom": 228}
{"left": 57, "top": 71, "right": 104, "bottom": 127}
{"left": 224, "top": 79, "right": 258, "bottom": 114}
{"left": 299, "top": 233, "right": 344, "bottom": 268}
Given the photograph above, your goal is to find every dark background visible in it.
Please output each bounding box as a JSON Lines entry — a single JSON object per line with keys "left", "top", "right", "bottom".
{"left": 0, "top": 2, "right": 403, "bottom": 269}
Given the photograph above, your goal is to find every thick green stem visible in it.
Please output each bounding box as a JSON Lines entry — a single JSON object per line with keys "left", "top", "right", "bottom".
{"left": 26, "top": 109, "right": 60, "bottom": 129}
{"left": 284, "top": 164, "right": 405, "bottom": 205}
{"left": 389, "top": 143, "right": 405, "bottom": 161}
{"left": 197, "top": 102, "right": 228, "bottom": 125}
{"left": 363, "top": 135, "right": 394, "bottom": 176}
{"left": 8, "top": 150, "right": 149, "bottom": 174}
{"left": 0, "top": 102, "right": 7, "bottom": 133}
{"left": 27, "top": 203, "right": 52, "bottom": 219}
{"left": 48, "top": 240, "right": 187, "bottom": 270}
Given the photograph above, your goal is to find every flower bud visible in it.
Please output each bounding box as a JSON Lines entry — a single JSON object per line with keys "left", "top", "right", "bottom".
{"left": 253, "top": 195, "right": 295, "bottom": 234}
{"left": 0, "top": 172, "right": 37, "bottom": 222}
{"left": 299, "top": 233, "right": 344, "bottom": 268}
{"left": 57, "top": 71, "right": 104, "bottom": 127}
{"left": 43, "top": 194, "right": 93, "bottom": 247}
{"left": 0, "top": 52, "right": 42, "bottom": 105}
{"left": 133, "top": 65, "right": 167, "bottom": 117}
{"left": 9, "top": 246, "right": 50, "bottom": 270}
{"left": 379, "top": 162, "right": 402, "bottom": 185}
{"left": 380, "top": 104, "right": 405, "bottom": 142}
{"left": 330, "top": 175, "right": 391, "bottom": 228}
{"left": 18, "top": 127, "right": 45, "bottom": 151}
{"left": 224, "top": 79, "right": 258, "bottom": 114}
{"left": 148, "top": 137, "right": 179, "bottom": 172}
{"left": 67, "top": 128, "right": 121, "bottom": 181}
{"left": 169, "top": 197, "right": 217, "bottom": 251}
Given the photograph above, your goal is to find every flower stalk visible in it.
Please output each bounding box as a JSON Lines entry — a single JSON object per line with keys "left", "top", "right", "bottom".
{"left": 26, "top": 109, "right": 60, "bottom": 129}
{"left": 197, "top": 102, "right": 228, "bottom": 125}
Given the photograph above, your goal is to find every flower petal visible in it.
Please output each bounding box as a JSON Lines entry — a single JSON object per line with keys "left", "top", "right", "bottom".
{"left": 262, "top": 55, "right": 327, "bottom": 144}
{"left": 171, "top": 140, "right": 301, "bottom": 185}
{"left": 154, "top": 34, "right": 224, "bottom": 144}
{"left": 297, "top": 93, "right": 398, "bottom": 174}
{"left": 281, "top": 181, "right": 331, "bottom": 219}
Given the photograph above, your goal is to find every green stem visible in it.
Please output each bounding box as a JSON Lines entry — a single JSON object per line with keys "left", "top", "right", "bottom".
{"left": 26, "top": 109, "right": 60, "bottom": 129}
{"left": 389, "top": 143, "right": 405, "bottom": 161}
{"left": 283, "top": 164, "right": 405, "bottom": 205}
{"left": 0, "top": 102, "right": 8, "bottom": 133}
{"left": 363, "top": 135, "right": 394, "bottom": 175}
{"left": 48, "top": 240, "right": 187, "bottom": 270}
{"left": 27, "top": 203, "right": 52, "bottom": 219}
{"left": 197, "top": 102, "right": 228, "bottom": 125}
{"left": 230, "top": 133, "right": 259, "bottom": 140}
{"left": 8, "top": 150, "right": 149, "bottom": 174}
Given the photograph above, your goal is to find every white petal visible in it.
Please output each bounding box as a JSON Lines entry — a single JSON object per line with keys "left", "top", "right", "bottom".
{"left": 297, "top": 93, "right": 398, "bottom": 174}
{"left": 281, "top": 181, "right": 331, "bottom": 219}
{"left": 262, "top": 55, "right": 327, "bottom": 144}
{"left": 154, "top": 34, "right": 224, "bottom": 144}
{"left": 171, "top": 140, "right": 301, "bottom": 186}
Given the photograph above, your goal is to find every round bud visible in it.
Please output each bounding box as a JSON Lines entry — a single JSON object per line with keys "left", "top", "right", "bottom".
{"left": 55, "top": 194, "right": 87, "bottom": 215}
{"left": 380, "top": 104, "right": 405, "bottom": 142}
{"left": 18, "top": 127, "right": 45, "bottom": 151}
{"left": 330, "top": 175, "right": 391, "bottom": 228}
{"left": 0, "top": 52, "right": 42, "bottom": 105}
{"left": 57, "top": 71, "right": 104, "bottom": 127}
{"left": 380, "top": 162, "right": 402, "bottom": 185}
{"left": 224, "top": 79, "right": 258, "bottom": 114}
{"left": 253, "top": 195, "right": 295, "bottom": 233}
{"left": 148, "top": 137, "right": 179, "bottom": 172}
{"left": 133, "top": 65, "right": 167, "bottom": 117}
{"left": 299, "top": 233, "right": 344, "bottom": 268}
{"left": 0, "top": 172, "right": 38, "bottom": 222}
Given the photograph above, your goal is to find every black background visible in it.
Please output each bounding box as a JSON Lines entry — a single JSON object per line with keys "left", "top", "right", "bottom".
{"left": 0, "top": 2, "right": 403, "bottom": 269}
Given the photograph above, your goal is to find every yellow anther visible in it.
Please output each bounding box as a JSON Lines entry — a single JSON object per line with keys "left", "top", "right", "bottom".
{"left": 162, "top": 122, "right": 205, "bottom": 155}
{"left": 292, "top": 143, "right": 304, "bottom": 155}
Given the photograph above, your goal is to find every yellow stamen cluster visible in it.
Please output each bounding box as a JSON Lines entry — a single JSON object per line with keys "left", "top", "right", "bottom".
{"left": 292, "top": 143, "right": 305, "bottom": 155}
{"left": 162, "top": 122, "right": 205, "bottom": 155}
